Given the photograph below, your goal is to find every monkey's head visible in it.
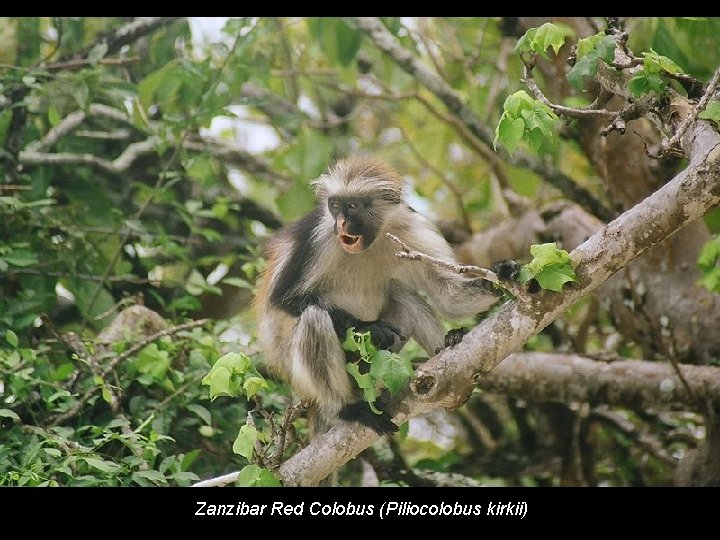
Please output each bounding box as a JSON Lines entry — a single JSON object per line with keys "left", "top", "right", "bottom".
{"left": 314, "top": 157, "right": 403, "bottom": 254}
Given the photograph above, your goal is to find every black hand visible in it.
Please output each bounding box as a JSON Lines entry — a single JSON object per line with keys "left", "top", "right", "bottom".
{"left": 339, "top": 401, "right": 398, "bottom": 435}
{"left": 491, "top": 259, "right": 521, "bottom": 281}
{"left": 357, "top": 320, "right": 407, "bottom": 351}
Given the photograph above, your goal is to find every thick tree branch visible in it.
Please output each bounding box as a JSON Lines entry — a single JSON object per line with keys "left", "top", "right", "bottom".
{"left": 481, "top": 352, "right": 720, "bottom": 411}
{"left": 278, "top": 116, "right": 720, "bottom": 486}
{"left": 347, "top": 16, "right": 614, "bottom": 222}
{"left": 198, "top": 351, "right": 720, "bottom": 488}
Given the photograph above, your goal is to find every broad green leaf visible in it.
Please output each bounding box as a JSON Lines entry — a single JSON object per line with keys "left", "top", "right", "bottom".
{"left": 516, "top": 23, "right": 573, "bottom": 57}
{"left": 567, "top": 34, "right": 616, "bottom": 90}
{"left": 643, "top": 50, "right": 684, "bottom": 75}
{"left": 494, "top": 116, "right": 525, "bottom": 154}
{"left": 369, "top": 350, "right": 413, "bottom": 395}
{"left": 203, "top": 366, "right": 231, "bottom": 400}
{"left": 535, "top": 264, "right": 578, "bottom": 292}
{"left": 4, "top": 329, "right": 18, "bottom": 348}
{"left": 232, "top": 424, "right": 258, "bottom": 459}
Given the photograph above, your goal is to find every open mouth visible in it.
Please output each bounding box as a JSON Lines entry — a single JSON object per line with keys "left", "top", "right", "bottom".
{"left": 339, "top": 234, "right": 364, "bottom": 253}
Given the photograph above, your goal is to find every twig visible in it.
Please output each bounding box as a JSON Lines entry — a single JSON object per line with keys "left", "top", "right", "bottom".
{"left": 660, "top": 64, "right": 720, "bottom": 157}
{"left": 522, "top": 61, "right": 614, "bottom": 119}
{"left": 386, "top": 232, "right": 532, "bottom": 303}
{"left": 387, "top": 232, "right": 499, "bottom": 282}
{"left": 268, "top": 402, "right": 306, "bottom": 470}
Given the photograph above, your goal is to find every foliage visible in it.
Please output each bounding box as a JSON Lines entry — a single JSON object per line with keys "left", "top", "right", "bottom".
{"left": 494, "top": 91, "right": 558, "bottom": 155}
{"left": 342, "top": 328, "right": 414, "bottom": 414}
{"left": 519, "top": 243, "right": 578, "bottom": 292}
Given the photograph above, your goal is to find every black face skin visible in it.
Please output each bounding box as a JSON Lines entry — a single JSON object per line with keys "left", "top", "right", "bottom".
{"left": 327, "top": 196, "right": 379, "bottom": 253}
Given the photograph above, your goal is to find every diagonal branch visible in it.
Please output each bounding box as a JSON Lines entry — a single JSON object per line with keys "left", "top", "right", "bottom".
{"left": 278, "top": 115, "right": 720, "bottom": 486}
{"left": 346, "top": 17, "right": 614, "bottom": 223}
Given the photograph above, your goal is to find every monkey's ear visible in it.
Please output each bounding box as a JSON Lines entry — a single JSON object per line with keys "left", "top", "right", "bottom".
{"left": 310, "top": 174, "right": 330, "bottom": 199}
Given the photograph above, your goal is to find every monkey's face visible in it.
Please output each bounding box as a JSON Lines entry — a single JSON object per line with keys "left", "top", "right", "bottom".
{"left": 328, "top": 196, "right": 378, "bottom": 254}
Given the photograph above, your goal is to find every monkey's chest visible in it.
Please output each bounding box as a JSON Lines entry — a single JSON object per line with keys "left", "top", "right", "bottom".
{"left": 325, "top": 281, "right": 388, "bottom": 322}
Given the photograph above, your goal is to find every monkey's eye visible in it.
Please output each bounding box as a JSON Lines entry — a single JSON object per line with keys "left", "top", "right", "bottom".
{"left": 329, "top": 201, "right": 339, "bottom": 210}
{"left": 347, "top": 202, "right": 358, "bottom": 210}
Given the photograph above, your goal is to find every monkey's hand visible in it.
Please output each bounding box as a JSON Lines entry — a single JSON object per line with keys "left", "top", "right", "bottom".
{"left": 356, "top": 320, "right": 407, "bottom": 352}
{"left": 339, "top": 401, "right": 399, "bottom": 435}
{"left": 491, "top": 259, "right": 521, "bottom": 281}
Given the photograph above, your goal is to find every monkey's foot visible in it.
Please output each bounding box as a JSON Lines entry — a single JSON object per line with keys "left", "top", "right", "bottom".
{"left": 439, "top": 328, "right": 468, "bottom": 352}
{"left": 339, "top": 401, "right": 398, "bottom": 435}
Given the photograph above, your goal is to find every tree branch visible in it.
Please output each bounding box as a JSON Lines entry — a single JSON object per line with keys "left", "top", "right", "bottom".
{"left": 278, "top": 115, "right": 720, "bottom": 485}
{"left": 347, "top": 16, "right": 614, "bottom": 223}
{"left": 197, "top": 350, "right": 720, "bottom": 487}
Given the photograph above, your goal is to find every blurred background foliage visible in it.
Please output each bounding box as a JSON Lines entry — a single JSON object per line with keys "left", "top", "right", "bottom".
{"left": 1, "top": 17, "right": 719, "bottom": 487}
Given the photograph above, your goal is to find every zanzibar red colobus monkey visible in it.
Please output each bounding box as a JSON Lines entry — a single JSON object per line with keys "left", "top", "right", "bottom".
{"left": 256, "top": 157, "right": 514, "bottom": 436}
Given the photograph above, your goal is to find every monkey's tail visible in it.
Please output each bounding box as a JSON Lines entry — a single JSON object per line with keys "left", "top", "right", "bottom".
{"left": 308, "top": 404, "right": 338, "bottom": 486}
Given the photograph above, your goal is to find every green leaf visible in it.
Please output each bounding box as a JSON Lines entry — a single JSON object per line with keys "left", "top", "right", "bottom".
{"left": 232, "top": 424, "right": 258, "bottom": 459}
{"left": 567, "top": 33, "right": 616, "bottom": 90}
{"left": 237, "top": 464, "right": 282, "bottom": 487}
{"left": 699, "top": 100, "right": 720, "bottom": 126}
{"left": 4, "top": 250, "right": 38, "bottom": 267}
{"left": 4, "top": 330, "right": 18, "bottom": 348}
{"left": 186, "top": 403, "right": 212, "bottom": 425}
{"left": 0, "top": 108, "right": 12, "bottom": 148}
{"left": 132, "top": 470, "right": 168, "bottom": 485}
{"left": 134, "top": 343, "right": 170, "bottom": 381}
{"left": 628, "top": 72, "right": 667, "bottom": 97}
{"left": 535, "top": 264, "right": 578, "bottom": 292}
{"left": 47, "top": 104, "right": 61, "bottom": 127}
{"left": 243, "top": 376, "right": 269, "bottom": 399}
{"left": 520, "top": 242, "right": 577, "bottom": 291}
{"left": 202, "top": 352, "right": 253, "bottom": 400}
{"left": 515, "top": 23, "right": 574, "bottom": 58}
{"left": 203, "top": 366, "right": 231, "bottom": 400}
{"left": 346, "top": 362, "right": 380, "bottom": 414}
{"left": 369, "top": 350, "right": 413, "bottom": 395}
{"left": 643, "top": 50, "right": 684, "bottom": 74}
{"left": 0, "top": 409, "right": 21, "bottom": 422}
{"left": 495, "top": 116, "right": 525, "bottom": 154}
{"left": 84, "top": 457, "right": 120, "bottom": 474}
